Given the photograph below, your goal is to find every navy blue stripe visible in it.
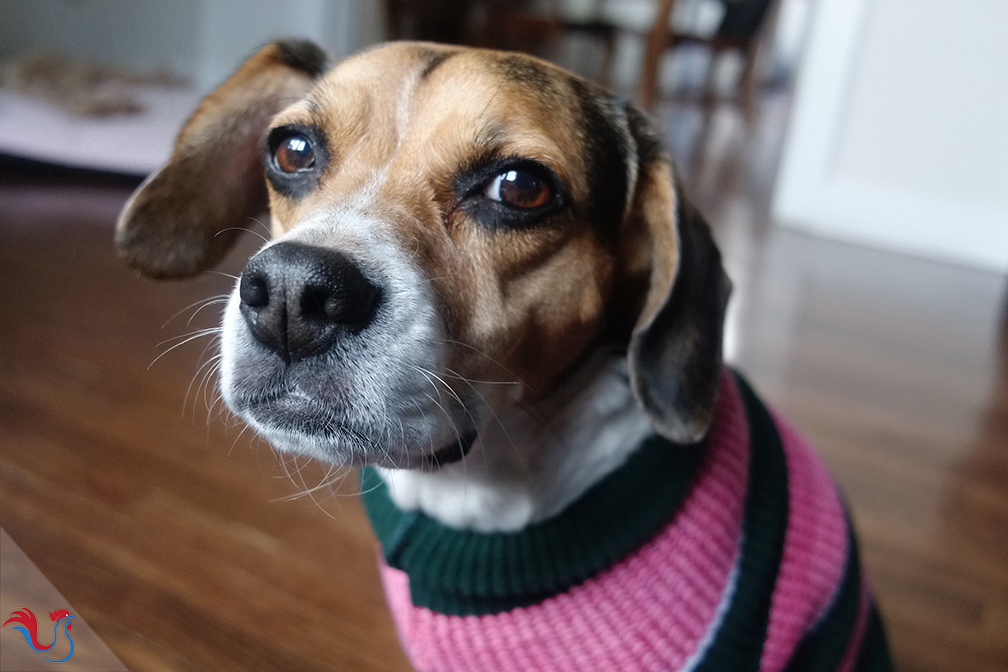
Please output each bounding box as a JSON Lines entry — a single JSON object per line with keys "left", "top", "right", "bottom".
{"left": 852, "top": 605, "right": 894, "bottom": 672}
{"left": 691, "top": 372, "right": 791, "bottom": 672}
{"left": 782, "top": 526, "right": 861, "bottom": 672}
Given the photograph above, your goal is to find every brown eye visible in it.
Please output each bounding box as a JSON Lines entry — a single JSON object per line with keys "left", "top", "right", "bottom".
{"left": 274, "top": 134, "right": 315, "bottom": 173}
{"left": 484, "top": 169, "right": 551, "bottom": 209}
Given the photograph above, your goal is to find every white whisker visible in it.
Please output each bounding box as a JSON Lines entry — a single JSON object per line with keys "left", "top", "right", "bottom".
{"left": 148, "top": 328, "right": 221, "bottom": 370}
{"left": 161, "top": 295, "right": 229, "bottom": 329}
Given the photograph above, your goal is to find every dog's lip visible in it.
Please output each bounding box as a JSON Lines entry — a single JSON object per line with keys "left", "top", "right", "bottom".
{"left": 241, "top": 390, "right": 348, "bottom": 435}
{"left": 425, "top": 430, "right": 478, "bottom": 468}
{"left": 235, "top": 385, "right": 316, "bottom": 413}
{"left": 233, "top": 385, "right": 476, "bottom": 467}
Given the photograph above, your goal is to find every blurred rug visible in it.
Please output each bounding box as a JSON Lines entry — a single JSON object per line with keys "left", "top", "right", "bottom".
{"left": 0, "top": 53, "right": 201, "bottom": 176}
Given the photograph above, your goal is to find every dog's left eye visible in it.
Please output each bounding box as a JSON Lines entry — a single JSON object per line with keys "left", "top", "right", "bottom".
{"left": 274, "top": 134, "right": 315, "bottom": 173}
{"left": 455, "top": 157, "right": 565, "bottom": 229}
{"left": 484, "top": 169, "right": 551, "bottom": 209}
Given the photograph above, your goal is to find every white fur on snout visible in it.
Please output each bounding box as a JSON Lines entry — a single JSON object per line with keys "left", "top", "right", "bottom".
{"left": 219, "top": 212, "right": 463, "bottom": 466}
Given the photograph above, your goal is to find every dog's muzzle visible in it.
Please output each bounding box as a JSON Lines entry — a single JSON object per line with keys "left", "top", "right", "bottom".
{"left": 221, "top": 234, "right": 468, "bottom": 467}
{"left": 238, "top": 241, "right": 382, "bottom": 363}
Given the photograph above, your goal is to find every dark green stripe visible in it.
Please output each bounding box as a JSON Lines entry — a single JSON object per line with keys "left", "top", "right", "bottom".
{"left": 782, "top": 526, "right": 861, "bottom": 672}
{"left": 691, "top": 372, "right": 791, "bottom": 672}
{"left": 359, "top": 431, "right": 705, "bottom": 615}
{"left": 852, "top": 606, "right": 894, "bottom": 672}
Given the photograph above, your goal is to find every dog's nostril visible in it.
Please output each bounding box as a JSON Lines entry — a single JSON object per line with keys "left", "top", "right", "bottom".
{"left": 299, "top": 286, "right": 365, "bottom": 323}
{"left": 299, "top": 285, "right": 327, "bottom": 317}
{"left": 240, "top": 273, "right": 270, "bottom": 308}
{"left": 299, "top": 277, "right": 380, "bottom": 327}
{"left": 323, "top": 292, "right": 366, "bottom": 322}
{"left": 324, "top": 295, "right": 347, "bottom": 320}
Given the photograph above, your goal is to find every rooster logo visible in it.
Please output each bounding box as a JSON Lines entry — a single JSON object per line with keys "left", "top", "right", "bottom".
{"left": 3, "top": 607, "right": 76, "bottom": 663}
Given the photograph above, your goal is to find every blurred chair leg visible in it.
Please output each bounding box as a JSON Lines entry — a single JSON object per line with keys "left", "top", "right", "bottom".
{"left": 594, "top": 28, "right": 619, "bottom": 87}
{"left": 738, "top": 50, "right": 757, "bottom": 122}
{"left": 638, "top": 0, "right": 677, "bottom": 109}
{"left": 700, "top": 47, "right": 721, "bottom": 109}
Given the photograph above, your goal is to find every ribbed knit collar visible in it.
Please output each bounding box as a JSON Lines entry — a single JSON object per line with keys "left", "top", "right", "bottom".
{"left": 359, "top": 429, "right": 706, "bottom": 615}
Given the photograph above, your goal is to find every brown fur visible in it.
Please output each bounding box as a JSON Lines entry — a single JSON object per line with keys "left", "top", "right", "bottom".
{"left": 115, "top": 40, "right": 730, "bottom": 444}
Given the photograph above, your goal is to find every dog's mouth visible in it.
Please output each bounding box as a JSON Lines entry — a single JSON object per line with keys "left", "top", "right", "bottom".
{"left": 425, "top": 430, "right": 478, "bottom": 468}
{"left": 229, "top": 379, "right": 477, "bottom": 469}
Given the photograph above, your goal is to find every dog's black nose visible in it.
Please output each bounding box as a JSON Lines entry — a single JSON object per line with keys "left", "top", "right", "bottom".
{"left": 238, "top": 242, "right": 381, "bottom": 363}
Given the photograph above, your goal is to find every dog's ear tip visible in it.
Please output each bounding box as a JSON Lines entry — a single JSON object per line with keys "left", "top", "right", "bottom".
{"left": 115, "top": 248, "right": 188, "bottom": 280}
{"left": 114, "top": 236, "right": 201, "bottom": 280}
{"left": 632, "top": 399, "right": 712, "bottom": 446}
{"left": 629, "top": 357, "right": 721, "bottom": 446}
{"left": 114, "top": 207, "right": 218, "bottom": 280}
{"left": 652, "top": 417, "right": 713, "bottom": 446}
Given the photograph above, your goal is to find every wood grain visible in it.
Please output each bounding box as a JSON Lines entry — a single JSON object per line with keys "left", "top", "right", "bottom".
{"left": 1, "top": 95, "right": 1006, "bottom": 671}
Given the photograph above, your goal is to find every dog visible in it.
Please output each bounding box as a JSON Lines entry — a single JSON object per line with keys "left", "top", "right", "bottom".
{"left": 115, "top": 39, "right": 893, "bottom": 672}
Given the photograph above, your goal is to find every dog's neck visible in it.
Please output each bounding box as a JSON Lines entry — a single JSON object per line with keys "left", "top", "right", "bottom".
{"left": 376, "top": 351, "right": 654, "bottom": 532}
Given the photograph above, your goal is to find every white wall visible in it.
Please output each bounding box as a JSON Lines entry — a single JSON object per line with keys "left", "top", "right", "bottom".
{"left": 773, "top": 0, "right": 1008, "bottom": 271}
{"left": 0, "top": 0, "right": 386, "bottom": 92}
{"left": 195, "top": 0, "right": 385, "bottom": 91}
{"left": 0, "top": 0, "right": 203, "bottom": 77}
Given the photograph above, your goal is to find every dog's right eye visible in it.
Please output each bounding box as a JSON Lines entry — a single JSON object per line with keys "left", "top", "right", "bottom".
{"left": 265, "top": 124, "right": 328, "bottom": 199}
{"left": 274, "top": 134, "right": 315, "bottom": 173}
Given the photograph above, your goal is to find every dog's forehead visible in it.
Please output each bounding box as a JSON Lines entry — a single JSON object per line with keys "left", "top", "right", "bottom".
{"left": 278, "top": 44, "right": 602, "bottom": 179}
{"left": 318, "top": 42, "right": 581, "bottom": 117}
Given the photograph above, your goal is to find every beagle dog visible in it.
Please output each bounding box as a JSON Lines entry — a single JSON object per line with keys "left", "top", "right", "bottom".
{"left": 116, "top": 40, "right": 892, "bottom": 672}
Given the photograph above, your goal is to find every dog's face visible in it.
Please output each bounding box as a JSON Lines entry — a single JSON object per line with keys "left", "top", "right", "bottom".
{"left": 116, "top": 40, "right": 730, "bottom": 468}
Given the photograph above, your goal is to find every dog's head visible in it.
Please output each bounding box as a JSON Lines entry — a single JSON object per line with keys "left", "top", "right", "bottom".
{"left": 116, "top": 40, "right": 731, "bottom": 468}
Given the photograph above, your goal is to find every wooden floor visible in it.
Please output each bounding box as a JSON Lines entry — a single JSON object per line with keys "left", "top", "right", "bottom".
{"left": 1, "top": 95, "right": 1007, "bottom": 672}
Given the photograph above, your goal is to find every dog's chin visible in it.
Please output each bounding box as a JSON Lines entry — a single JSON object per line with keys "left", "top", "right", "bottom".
{"left": 229, "top": 390, "right": 476, "bottom": 470}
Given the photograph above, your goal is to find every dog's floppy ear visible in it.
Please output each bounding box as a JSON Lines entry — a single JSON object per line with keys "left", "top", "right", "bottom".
{"left": 621, "top": 112, "right": 732, "bottom": 445}
{"left": 115, "top": 39, "right": 328, "bottom": 278}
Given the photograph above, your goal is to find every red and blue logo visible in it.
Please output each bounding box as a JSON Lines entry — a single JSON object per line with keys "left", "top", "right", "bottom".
{"left": 3, "top": 607, "right": 76, "bottom": 663}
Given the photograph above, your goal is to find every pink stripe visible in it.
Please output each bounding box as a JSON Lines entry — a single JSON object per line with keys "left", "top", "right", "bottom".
{"left": 760, "top": 414, "right": 849, "bottom": 672}
{"left": 379, "top": 370, "right": 750, "bottom": 672}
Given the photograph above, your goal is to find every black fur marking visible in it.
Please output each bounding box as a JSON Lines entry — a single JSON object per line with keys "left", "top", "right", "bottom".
{"left": 486, "top": 55, "right": 561, "bottom": 99}
{"left": 419, "top": 49, "right": 458, "bottom": 80}
{"left": 274, "top": 39, "right": 329, "bottom": 78}
{"left": 625, "top": 105, "right": 663, "bottom": 174}
{"left": 569, "top": 79, "right": 631, "bottom": 246}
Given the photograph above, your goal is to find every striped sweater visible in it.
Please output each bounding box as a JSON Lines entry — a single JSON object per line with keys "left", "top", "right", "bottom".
{"left": 360, "top": 370, "right": 893, "bottom": 672}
